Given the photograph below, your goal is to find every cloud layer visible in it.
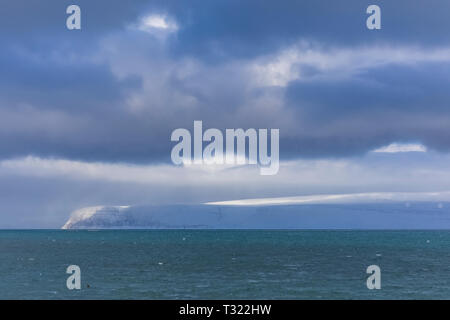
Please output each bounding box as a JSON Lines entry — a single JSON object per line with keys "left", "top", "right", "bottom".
{"left": 1, "top": 1, "right": 450, "bottom": 162}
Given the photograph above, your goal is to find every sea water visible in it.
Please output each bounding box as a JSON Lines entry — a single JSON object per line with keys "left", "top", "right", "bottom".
{"left": 0, "top": 230, "right": 449, "bottom": 299}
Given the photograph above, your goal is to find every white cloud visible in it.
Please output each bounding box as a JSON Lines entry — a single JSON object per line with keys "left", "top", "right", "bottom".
{"left": 3, "top": 151, "right": 450, "bottom": 197}
{"left": 136, "top": 14, "right": 178, "bottom": 34}
{"left": 206, "top": 191, "right": 450, "bottom": 206}
{"left": 250, "top": 44, "right": 450, "bottom": 87}
{"left": 0, "top": 156, "right": 255, "bottom": 186}
{"left": 372, "top": 143, "right": 427, "bottom": 153}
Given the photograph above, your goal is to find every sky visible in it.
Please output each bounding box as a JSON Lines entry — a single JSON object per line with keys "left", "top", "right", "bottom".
{"left": 1, "top": 1, "right": 450, "bottom": 227}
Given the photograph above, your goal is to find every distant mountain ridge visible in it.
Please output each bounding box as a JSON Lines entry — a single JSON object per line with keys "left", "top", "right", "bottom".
{"left": 62, "top": 202, "right": 450, "bottom": 229}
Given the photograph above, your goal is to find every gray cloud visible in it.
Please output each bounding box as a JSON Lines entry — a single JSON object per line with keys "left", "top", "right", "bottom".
{"left": 0, "top": 1, "right": 450, "bottom": 164}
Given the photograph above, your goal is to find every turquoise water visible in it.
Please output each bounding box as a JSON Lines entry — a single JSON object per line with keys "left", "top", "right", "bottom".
{"left": 0, "top": 230, "right": 449, "bottom": 299}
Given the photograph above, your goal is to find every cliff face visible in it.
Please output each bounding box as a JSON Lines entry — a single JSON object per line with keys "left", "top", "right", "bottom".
{"left": 61, "top": 202, "right": 450, "bottom": 229}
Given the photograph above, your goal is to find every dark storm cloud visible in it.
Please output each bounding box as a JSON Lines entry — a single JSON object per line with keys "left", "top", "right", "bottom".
{"left": 3, "top": 0, "right": 450, "bottom": 48}
{"left": 283, "top": 62, "right": 450, "bottom": 157}
{"left": 0, "top": 48, "right": 141, "bottom": 113}
{"left": 155, "top": 0, "right": 450, "bottom": 60}
{"left": 0, "top": 1, "right": 149, "bottom": 36}
{"left": 0, "top": 0, "right": 450, "bottom": 163}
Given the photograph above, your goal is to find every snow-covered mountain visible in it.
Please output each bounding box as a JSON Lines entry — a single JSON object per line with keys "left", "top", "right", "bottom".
{"left": 62, "top": 206, "right": 131, "bottom": 229}
{"left": 62, "top": 201, "right": 450, "bottom": 229}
